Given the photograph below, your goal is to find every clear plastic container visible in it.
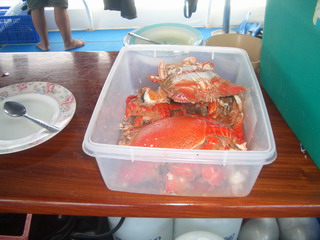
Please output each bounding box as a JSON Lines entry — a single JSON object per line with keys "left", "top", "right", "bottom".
{"left": 83, "top": 45, "right": 277, "bottom": 197}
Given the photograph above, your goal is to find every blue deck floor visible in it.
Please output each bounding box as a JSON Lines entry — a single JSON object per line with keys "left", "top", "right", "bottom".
{"left": 0, "top": 28, "right": 217, "bottom": 52}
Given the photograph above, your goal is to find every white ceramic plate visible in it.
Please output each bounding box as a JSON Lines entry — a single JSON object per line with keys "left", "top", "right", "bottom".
{"left": 123, "top": 23, "right": 203, "bottom": 46}
{"left": 0, "top": 82, "right": 76, "bottom": 154}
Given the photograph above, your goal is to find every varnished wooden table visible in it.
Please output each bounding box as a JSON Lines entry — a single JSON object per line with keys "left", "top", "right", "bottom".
{"left": 0, "top": 52, "right": 319, "bottom": 218}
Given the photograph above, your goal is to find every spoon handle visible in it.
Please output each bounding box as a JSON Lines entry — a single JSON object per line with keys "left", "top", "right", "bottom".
{"left": 128, "top": 32, "right": 161, "bottom": 44}
{"left": 24, "top": 114, "right": 60, "bottom": 132}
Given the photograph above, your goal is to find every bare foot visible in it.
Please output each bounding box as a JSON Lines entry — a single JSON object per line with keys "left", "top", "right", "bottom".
{"left": 65, "top": 39, "right": 85, "bottom": 51}
{"left": 36, "top": 42, "right": 50, "bottom": 51}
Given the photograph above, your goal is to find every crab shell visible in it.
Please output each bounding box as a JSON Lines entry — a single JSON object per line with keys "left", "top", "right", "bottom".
{"left": 130, "top": 115, "right": 246, "bottom": 150}
{"left": 163, "top": 72, "right": 246, "bottom": 103}
{"left": 148, "top": 57, "right": 247, "bottom": 103}
{"left": 124, "top": 87, "right": 187, "bottom": 128}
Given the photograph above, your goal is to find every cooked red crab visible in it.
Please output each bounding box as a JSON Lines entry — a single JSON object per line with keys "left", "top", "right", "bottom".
{"left": 129, "top": 115, "right": 246, "bottom": 150}
{"left": 184, "top": 94, "right": 245, "bottom": 141}
{"left": 120, "top": 87, "right": 188, "bottom": 145}
{"left": 117, "top": 57, "right": 249, "bottom": 195}
{"left": 164, "top": 163, "right": 225, "bottom": 195}
{"left": 147, "top": 57, "right": 246, "bottom": 103}
{"left": 208, "top": 95, "right": 245, "bottom": 141}
{"left": 124, "top": 87, "right": 187, "bottom": 127}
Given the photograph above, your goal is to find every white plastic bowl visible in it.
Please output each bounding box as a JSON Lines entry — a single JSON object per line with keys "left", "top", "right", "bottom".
{"left": 123, "top": 23, "right": 203, "bottom": 46}
{"left": 175, "top": 231, "right": 224, "bottom": 240}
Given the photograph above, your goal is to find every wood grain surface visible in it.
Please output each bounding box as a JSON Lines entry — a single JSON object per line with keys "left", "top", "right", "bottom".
{"left": 0, "top": 52, "right": 319, "bottom": 218}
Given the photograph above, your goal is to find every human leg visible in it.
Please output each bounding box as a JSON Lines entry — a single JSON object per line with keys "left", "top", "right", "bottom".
{"left": 53, "top": 6, "right": 85, "bottom": 50}
{"left": 30, "top": 8, "right": 50, "bottom": 51}
{"left": 27, "top": 0, "right": 50, "bottom": 50}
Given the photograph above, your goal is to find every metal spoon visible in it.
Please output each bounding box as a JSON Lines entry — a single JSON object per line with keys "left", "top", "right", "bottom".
{"left": 128, "top": 32, "right": 161, "bottom": 44}
{"left": 3, "top": 101, "right": 60, "bottom": 132}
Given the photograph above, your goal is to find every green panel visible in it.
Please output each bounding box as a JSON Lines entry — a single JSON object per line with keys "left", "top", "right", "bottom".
{"left": 260, "top": 0, "right": 320, "bottom": 167}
